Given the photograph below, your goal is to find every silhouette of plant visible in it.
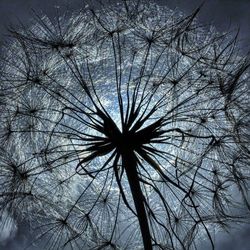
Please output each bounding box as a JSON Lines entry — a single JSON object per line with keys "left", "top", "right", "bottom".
{"left": 0, "top": 0, "right": 249, "bottom": 249}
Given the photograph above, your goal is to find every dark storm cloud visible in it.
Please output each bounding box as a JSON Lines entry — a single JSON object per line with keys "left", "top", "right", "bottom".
{"left": 1, "top": 0, "right": 250, "bottom": 50}
{"left": 199, "top": 224, "right": 250, "bottom": 250}
{"left": 0, "top": 1, "right": 249, "bottom": 250}
{"left": 215, "top": 225, "right": 250, "bottom": 250}
{"left": 0, "top": 0, "right": 83, "bottom": 32}
{"left": 158, "top": 0, "right": 250, "bottom": 52}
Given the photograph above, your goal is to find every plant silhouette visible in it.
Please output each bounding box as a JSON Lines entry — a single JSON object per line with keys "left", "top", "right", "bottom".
{"left": 0, "top": 0, "right": 249, "bottom": 249}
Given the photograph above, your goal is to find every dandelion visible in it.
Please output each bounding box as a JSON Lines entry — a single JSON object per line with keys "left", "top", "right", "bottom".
{"left": 0, "top": 0, "right": 249, "bottom": 249}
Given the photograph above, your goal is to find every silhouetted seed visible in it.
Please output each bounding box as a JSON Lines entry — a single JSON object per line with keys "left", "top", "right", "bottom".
{"left": 200, "top": 117, "right": 207, "bottom": 123}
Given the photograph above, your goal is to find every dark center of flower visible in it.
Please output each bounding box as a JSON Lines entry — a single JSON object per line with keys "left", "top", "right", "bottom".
{"left": 101, "top": 114, "right": 164, "bottom": 155}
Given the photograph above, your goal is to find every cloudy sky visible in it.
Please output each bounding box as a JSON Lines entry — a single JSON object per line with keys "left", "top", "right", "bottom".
{"left": 0, "top": 0, "right": 250, "bottom": 49}
{"left": 0, "top": 0, "right": 249, "bottom": 249}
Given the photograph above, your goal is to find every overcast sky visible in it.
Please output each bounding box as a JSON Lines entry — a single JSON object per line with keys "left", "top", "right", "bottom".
{"left": 0, "top": 0, "right": 250, "bottom": 49}
{"left": 0, "top": 0, "right": 249, "bottom": 249}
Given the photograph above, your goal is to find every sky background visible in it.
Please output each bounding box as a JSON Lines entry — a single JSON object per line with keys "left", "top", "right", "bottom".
{"left": 0, "top": 0, "right": 249, "bottom": 249}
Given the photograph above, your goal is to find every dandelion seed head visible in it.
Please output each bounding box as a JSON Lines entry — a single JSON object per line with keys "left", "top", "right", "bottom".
{"left": 0, "top": 1, "right": 249, "bottom": 249}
